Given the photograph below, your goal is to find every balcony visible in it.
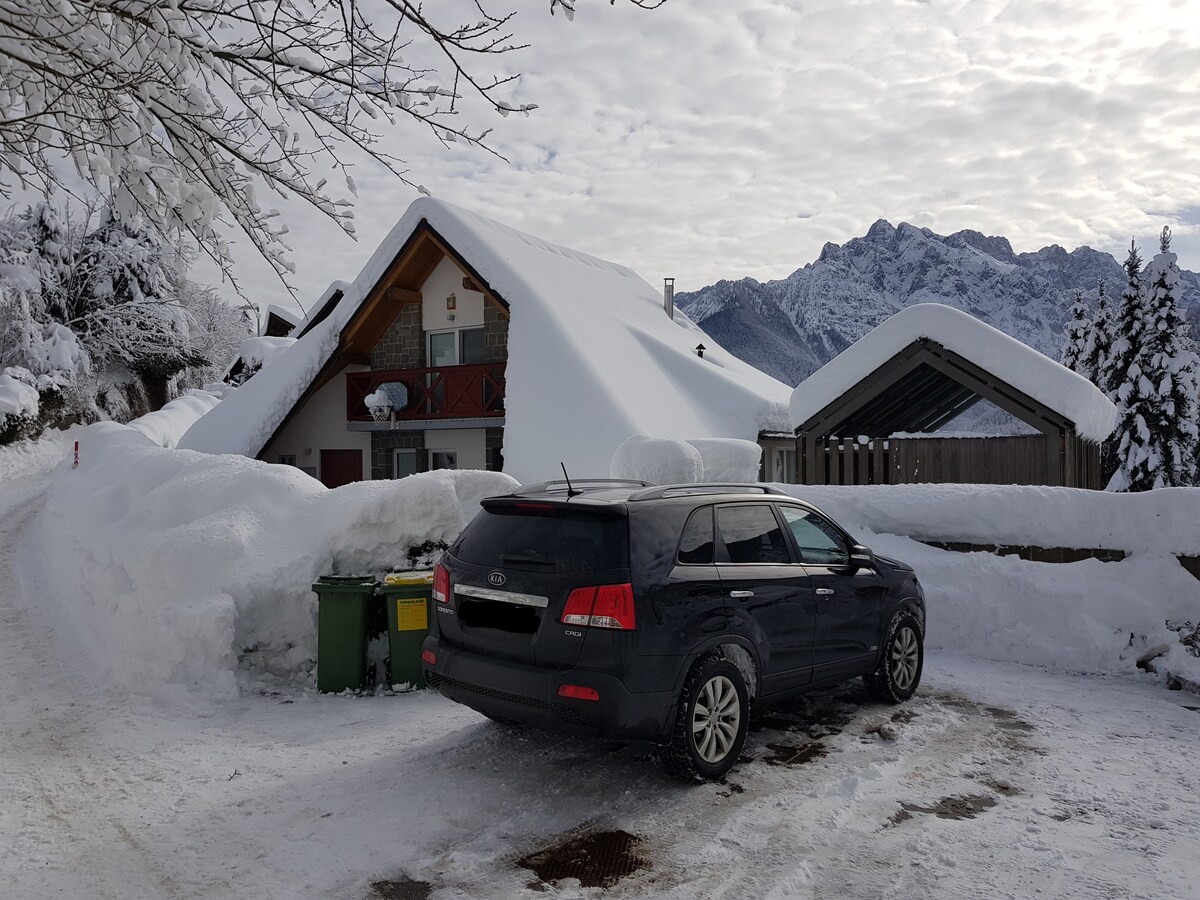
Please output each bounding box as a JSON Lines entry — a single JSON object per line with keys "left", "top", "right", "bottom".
{"left": 346, "top": 363, "right": 506, "bottom": 423}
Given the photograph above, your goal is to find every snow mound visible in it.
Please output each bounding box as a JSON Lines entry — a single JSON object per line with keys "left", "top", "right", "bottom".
{"left": 864, "top": 531, "right": 1199, "bottom": 675}
{"left": 36, "top": 422, "right": 516, "bottom": 699}
{"left": 789, "top": 303, "right": 1118, "bottom": 442}
{"left": 128, "top": 388, "right": 222, "bottom": 448}
{"left": 0, "top": 369, "right": 39, "bottom": 420}
{"left": 610, "top": 435, "right": 703, "bottom": 483}
{"left": 237, "top": 335, "right": 297, "bottom": 370}
{"left": 609, "top": 435, "right": 762, "bottom": 483}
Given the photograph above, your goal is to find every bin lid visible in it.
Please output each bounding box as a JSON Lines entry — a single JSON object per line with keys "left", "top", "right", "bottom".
{"left": 315, "top": 575, "right": 376, "bottom": 584}
{"left": 384, "top": 570, "right": 434, "bottom": 586}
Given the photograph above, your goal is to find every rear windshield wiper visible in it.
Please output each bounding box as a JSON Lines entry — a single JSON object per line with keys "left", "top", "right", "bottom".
{"left": 499, "top": 553, "right": 557, "bottom": 566}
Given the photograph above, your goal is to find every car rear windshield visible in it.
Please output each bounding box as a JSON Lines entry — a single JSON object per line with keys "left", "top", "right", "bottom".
{"left": 451, "top": 504, "right": 630, "bottom": 573}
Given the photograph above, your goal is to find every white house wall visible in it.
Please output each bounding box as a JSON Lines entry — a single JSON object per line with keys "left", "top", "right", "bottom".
{"left": 424, "top": 428, "right": 486, "bottom": 470}
{"left": 421, "top": 256, "right": 485, "bottom": 332}
{"left": 260, "top": 365, "right": 371, "bottom": 478}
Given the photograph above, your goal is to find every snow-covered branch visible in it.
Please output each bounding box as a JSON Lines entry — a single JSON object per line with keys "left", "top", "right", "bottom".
{"left": 0, "top": 1, "right": 655, "bottom": 288}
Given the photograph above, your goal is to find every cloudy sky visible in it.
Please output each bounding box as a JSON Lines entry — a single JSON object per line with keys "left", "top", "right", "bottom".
{"left": 216, "top": 0, "right": 1200, "bottom": 316}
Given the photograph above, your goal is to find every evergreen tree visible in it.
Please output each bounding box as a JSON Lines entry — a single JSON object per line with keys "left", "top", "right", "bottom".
{"left": 1060, "top": 289, "right": 1091, "bottom": 378}
{"left": 1107, "top": 227, "right": 1200, "bottom": 490}
{"left": 1081, "top": 277, "right": 1114, "bottom": 388}
{"left": 1102, "top": 240, "right": 1146, "bottom": 400}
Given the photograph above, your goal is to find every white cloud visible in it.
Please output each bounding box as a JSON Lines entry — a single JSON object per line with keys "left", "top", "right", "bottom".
{"left": 191, "top": 0, "right": 1200, "bottom": 310}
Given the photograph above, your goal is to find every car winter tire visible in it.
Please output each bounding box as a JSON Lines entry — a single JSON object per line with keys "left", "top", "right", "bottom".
{"left": 864, "top": 611, "right": 924, "bottom": 703}
{"left": 661, "top": 655, "right": 750, "bottom": 782}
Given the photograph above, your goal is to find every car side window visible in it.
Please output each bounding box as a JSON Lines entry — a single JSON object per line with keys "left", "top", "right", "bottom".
{"left": 778, "top": 506, "right": 849, "bottom": 566}
{"left": 677, "top": 507, "right": 715, "bottom": 565}
{"left": 716, "top": 504, "right": 792, "bottom": 565}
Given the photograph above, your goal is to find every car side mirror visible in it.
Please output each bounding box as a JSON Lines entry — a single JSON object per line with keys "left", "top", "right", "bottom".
{"left": 848, "top": 545, "right": 875, "bottom": 570}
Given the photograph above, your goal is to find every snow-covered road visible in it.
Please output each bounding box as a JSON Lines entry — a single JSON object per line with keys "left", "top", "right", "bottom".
{"left": 3, "top": 458, "right": 1199, "bottom": 899}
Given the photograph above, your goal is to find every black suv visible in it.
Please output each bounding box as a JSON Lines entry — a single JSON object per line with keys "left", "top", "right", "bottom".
{"left": 422, "top": 481, "right": 925, "bottom": 780}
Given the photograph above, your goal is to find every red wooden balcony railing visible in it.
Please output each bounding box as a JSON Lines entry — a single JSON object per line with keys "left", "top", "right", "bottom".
{"left": 346, "top": 363, "right": 506, "bottom": 422}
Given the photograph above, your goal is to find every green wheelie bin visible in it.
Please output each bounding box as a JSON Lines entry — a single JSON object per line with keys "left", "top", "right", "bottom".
{"left": 380, "top": 571, "right": 434, "bottom": 688}
{"left": 313, "top": 575, "right": 378, "bottom": 693}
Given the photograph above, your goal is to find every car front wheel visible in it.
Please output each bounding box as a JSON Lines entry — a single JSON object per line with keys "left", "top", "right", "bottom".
{"left": 662, "top": 655, "right": 750, "bottom": 782}
{"left": 864, "top": 611, "right": 924, "bottom": 703}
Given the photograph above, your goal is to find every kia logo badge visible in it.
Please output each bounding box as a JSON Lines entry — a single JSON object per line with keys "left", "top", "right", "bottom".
{"left": 487, "top": 572, "right": 506, "bottom": 587}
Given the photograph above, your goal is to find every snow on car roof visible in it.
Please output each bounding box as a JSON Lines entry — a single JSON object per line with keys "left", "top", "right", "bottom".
{"left": 788, "top": 303, "right": 1117, "bottom": 442}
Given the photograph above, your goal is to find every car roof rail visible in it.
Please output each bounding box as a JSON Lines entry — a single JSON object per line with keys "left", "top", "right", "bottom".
{"left": 628, "top": 483, "right": 790, "bottom": 502}
{"left": 511, "top": 478, "right": 657, "bottom": 497}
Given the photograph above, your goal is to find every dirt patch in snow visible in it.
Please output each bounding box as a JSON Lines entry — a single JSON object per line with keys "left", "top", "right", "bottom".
{"left": 369, "top": 876, "right": 431, "bottom": 900}
{"left": 890, "top": 794, "right": 998, "bottom": 824}
{"left": 765, "top": 741, "right": 828, "bottom": 766}
{"left": 518, "top": 829, "right": 647, "bottom": 888}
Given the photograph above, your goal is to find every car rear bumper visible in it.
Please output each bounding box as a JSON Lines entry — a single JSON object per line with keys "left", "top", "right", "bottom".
{"left": 422, "top": 636, "right": 676, "bottom": 742}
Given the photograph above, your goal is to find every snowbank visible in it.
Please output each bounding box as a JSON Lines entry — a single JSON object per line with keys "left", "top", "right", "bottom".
{"left": 863, "top": 531, "right": 1199, "bottom": 675}
{"left": 780, "top": 482, "right": 1200, "bottom": 557}
{"left": 609, "top": 435, "right": 761, "bottom": 483}
{"left": 36, "top": 422, "right": 516, "bottom": 699}
{"left": 127, "top": 388, "right": 223, "bottom": 448}
{"left": 789, "top": 303, "right": 1117, "bottom": 442}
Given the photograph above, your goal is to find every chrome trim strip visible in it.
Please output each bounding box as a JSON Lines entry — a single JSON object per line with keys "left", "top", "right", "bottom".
{"left": 454, "top": 584, "right": 550, "bottom": 608}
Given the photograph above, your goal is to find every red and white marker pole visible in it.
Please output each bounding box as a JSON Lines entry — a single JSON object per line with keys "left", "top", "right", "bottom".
{"left": 72, "top": 440, "right": 79, "bottom": 469}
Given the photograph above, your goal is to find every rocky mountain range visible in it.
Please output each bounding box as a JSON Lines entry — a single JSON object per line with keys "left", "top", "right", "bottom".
{"left": 675, "top": 219, "right": 1200, "bottom": 387}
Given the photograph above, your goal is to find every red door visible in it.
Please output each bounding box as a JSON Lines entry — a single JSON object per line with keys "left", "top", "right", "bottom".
{"left": 320, "top": 449, "right": 363, "bottom": 488}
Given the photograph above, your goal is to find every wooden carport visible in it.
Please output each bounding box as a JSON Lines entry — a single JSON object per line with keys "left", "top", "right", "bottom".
{"left": 790, "top": 333, "right": 1107, "bottom": 489}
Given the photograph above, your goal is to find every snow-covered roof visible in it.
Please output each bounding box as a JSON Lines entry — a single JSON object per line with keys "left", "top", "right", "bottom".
{"left": 262, "top": 304, "right": 302, "bottom": 335}
{"left": 789, "top": 303, "right": 1117, "bottom": 442}
{"left": 180, "top": 198, "right": 791, "bottom": 481}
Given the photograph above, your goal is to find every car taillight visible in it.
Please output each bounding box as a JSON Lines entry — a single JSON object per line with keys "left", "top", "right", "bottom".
{"left": 560, "top": 583, "right": 635, "bottom": 630}
{"left": 557, "top": 684, "right": 600, "bottom": 701}
{"left": 433, "top": 563, "right": 450, "bottom": 603}
{"left": 421, "top": 649, "right": 436, "bottom": 665}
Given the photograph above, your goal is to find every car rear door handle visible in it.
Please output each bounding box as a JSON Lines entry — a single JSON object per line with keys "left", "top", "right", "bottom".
{"left": 729, "top": 590, "right": 754, "bottom": 599}
{"left": 815, "top": 588, "right": 834, "bottom": 595}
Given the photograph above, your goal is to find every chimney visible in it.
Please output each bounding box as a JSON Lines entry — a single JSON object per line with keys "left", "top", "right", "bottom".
{"left": 663, "top": 277, "right": 675, "bottom": 320}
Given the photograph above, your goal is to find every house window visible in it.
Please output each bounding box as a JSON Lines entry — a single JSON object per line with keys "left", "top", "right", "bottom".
{"left": 428, "top": 327, "right": 486, "bottom": 366}
{"left": 278, "top": 454, "right": 298, "bottom": 466}
{"left": 429, "top": 450, "right": 458, "bottom": 471}
{"left": 394, "top": 449, "right": 418, "bottom": 479}
{"left": 772, "top": 448, "right": 797, "bottom": 483}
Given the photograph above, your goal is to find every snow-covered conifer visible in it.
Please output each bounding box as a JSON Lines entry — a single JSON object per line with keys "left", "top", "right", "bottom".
{"left": 1102, "top": 241, "right": 1147, "bottom": 400}
{"left": 1081, "top": 277, "right": 1114, "bottom": 387}
{"left": 1060, "top": 289, "right": 1091, "bottom": 378}
{"left": 1107, "top": 227, "right": 1200, "bottom": 491}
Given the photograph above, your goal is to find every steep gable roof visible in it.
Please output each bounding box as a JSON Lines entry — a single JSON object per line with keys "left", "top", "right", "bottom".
{"left": 180, "top": 199, "right": 791, "bottom": 482}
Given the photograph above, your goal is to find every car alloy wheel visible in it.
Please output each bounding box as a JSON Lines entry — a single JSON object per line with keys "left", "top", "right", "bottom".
{"left": 691, "top": 674, "right": 741, "bottom": 764}
{"left": 890, "top": 625, "right": 920, "bottom": 692}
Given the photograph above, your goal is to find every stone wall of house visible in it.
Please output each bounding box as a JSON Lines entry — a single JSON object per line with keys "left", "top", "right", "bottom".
{"left": 483, "top": 303, "right": 508, "bottom": 363}
{"left": 370, "top": 299, "right": 424, "bottom": 370}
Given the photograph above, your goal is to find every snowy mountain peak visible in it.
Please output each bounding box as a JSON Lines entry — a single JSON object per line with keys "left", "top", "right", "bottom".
{"left": 677, "top": 221, "right": 1200, "bottom": 387}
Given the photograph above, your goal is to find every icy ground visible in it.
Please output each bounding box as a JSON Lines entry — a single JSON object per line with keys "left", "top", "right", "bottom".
{"left": 3, "top": 455, "right": 1200, "bottom": 898}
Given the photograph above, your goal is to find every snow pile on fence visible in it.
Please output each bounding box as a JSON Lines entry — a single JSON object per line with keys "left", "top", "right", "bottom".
{"left": 35, "top": 421, "right": 516, "bottom": 700}
{"left": 782, "top": 482, "right": 1200, "bottom": 557}
{"left": 610, "top": 435, "right": 761, "bottom": 483}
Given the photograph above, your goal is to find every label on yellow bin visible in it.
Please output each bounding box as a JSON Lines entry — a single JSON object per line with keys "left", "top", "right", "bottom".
{"left": 396, "top": 597, "right": 428, "bottom": 631}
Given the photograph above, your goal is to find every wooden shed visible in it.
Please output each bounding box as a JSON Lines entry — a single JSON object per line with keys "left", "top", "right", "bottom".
{"left": 780, "top": 305, "right": 1117, "bottom": 489}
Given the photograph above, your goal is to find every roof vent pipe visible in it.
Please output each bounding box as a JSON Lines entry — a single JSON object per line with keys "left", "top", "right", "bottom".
{"left": 664, "top": 277, "right": 675, "bottom": 320}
